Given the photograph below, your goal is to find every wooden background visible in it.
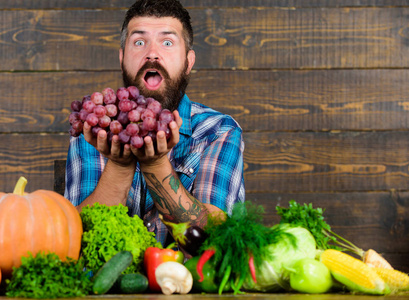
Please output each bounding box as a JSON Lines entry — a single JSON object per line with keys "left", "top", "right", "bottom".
{"left": 1, "top": 1, "right": 409, "bottom": 271}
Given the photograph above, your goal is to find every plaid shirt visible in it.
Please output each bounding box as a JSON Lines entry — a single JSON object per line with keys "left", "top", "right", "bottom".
{"left": 65, "top": 94, "right": 245, "bottom": 245}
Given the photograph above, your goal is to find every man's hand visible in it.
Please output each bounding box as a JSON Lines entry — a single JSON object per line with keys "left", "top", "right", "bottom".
{"left": 83, "top": 121, "right": 136, "bottom": 167}
{"left": 131, "top": 110, "right": 182, "bottom": 168}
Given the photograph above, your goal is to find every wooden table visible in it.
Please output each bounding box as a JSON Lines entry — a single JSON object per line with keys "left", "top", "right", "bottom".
{"left": 3, "top": 293, "right": 409, "bottom": 300}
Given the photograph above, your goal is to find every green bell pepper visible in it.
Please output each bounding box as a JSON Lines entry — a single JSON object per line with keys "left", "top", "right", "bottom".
{"left": 184, "top": 256, "right": 231, "bottom": 293}
{"left": 289, "top": 258, "right": 333, "bottom": 294}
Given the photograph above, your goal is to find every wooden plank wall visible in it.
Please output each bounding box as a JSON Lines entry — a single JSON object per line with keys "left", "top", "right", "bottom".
{"left": 1, "top": 1, "right": 409, "bottom": 270}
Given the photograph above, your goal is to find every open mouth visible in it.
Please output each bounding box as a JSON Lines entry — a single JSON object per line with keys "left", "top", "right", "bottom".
{"left": 143, "top": 69, "right": 163, "bottom": 90}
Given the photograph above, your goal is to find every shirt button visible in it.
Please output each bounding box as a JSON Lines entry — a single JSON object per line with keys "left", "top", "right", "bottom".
{"left": 189, "top": 168, "right": 194, "bottom": 173}
{"left": 146, "top": 222, "right": 151, "bottom": 227}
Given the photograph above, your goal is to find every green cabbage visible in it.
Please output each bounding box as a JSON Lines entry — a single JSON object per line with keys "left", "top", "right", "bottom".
{"left": 243, "top": 224, "right": 317, "bottom": 292}
{"left": 80, "top": 203, "right": 161, "bottom": 274}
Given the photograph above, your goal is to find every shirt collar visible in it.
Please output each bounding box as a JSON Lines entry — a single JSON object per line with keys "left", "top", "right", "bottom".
{"left": 177, "top": 94, "right": 192, "bottom": 137}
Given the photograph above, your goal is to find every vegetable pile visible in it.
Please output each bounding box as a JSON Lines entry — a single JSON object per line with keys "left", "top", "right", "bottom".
{"left": 1, "top": 198, "right": 409, "bottom": 297}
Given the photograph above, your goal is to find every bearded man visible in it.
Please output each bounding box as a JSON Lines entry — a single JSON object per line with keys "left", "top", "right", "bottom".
{"left": 65, "top": 0, "right": 245, "bottom": 247}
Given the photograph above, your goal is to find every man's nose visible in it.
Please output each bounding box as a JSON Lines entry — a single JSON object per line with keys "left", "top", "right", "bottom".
{"left": 146, "top": 44, "right": 159, "bottom": 61}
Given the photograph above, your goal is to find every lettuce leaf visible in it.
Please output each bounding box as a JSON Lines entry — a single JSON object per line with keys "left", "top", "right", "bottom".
{"left": 243, "top": 224, "right": 317, "bottom": 292}
{"left": 80, "top": 203, "right": 161, "bottom": 274}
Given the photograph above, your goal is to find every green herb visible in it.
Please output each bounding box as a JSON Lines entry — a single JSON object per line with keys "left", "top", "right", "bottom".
{"left": 5, "top": 252, "right": 92, "bottom": 298}
{"left": 276, "top": 200, "right": 364, "bottom": 256}
{"left": 201, "top": 201, "right": 293, "bottom": 294}
{"left": 80, "top": 203, "right": 161, "bottom": 274}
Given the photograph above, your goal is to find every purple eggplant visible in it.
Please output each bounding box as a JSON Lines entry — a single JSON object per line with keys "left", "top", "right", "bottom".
{"left": 161, "top": 217, "right": 208, "bottom": 256}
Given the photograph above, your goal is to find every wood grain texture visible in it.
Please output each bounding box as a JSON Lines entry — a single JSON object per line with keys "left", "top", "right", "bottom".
{"left": 1, "top": 1, "right": 409, "bottom": 270}
{"left": 1, "top": 7, "right": 409, "bottom": 70}
{"left": 244, "top": 131, "right": 409, "bottom": 193}
{"left": 0, "top": 0, "right": 407, "bottom": 9}
{"left": 3, "top": 131, "right": 409, "bottom": 193}
{"left": 0, "top": 134, "right": 69, "bottom": 193}
{"left": 2, "top": 69, "right": 409, "bottom": 133}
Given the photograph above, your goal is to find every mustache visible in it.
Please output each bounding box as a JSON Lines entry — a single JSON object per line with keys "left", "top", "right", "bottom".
{"left": 135, "top": 61, "right": 170, "bottom": 81}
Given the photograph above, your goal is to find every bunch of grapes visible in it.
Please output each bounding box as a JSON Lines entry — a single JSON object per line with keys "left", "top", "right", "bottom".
{"left": 68, "top": 86, "right": 174, "bottom": 148}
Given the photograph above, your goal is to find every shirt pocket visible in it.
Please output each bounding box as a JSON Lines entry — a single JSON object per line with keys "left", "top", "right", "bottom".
{"left": 171, "top": 151, "right": 201, "bottom": 191}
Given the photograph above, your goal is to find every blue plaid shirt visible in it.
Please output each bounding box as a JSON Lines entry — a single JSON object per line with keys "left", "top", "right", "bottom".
{"left": 65, "top": 94, "right": 245, "bottom": 245}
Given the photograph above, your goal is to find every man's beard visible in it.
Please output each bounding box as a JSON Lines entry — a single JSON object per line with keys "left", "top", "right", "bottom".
{"left": 122, "top": 59, "right": 190, "bottom": 111}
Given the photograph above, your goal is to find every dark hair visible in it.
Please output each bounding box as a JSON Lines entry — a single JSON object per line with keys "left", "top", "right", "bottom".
{"left": 120, "top": 0, "right": 193, "bottom": 51}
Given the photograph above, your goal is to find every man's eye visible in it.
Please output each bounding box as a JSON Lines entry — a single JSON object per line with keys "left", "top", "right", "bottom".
{"left": 135, "top": 40, "right": 145, "bottom": 46}
{"left": 163, "top": 40, "right": 173, "bottom": 46}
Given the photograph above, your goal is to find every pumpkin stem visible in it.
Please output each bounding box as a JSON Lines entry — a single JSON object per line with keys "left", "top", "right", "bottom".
{"left": 13, "top": 177, "right": 28, "bottom": 195}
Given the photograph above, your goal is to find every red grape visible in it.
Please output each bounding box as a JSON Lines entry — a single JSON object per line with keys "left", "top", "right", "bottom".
{"left": 69, "top": 127, "right": 80, "bottom": 137}
{"left": 94, "top": 105, "right": 107, "bottom": 118}
{"left": 157, "top": 121, "right": 171, "bottom": 139}
{"left": 136, "top": 105, "right": 146, "bottom": 116}
{"left": 105, "top": 104, "right": 118, "bottom": 117}
{"left": 91, "top": 92, "right": 104, "bottom": 105}
{"left": 69, "top": 86, "right": 174, "bottom": 149}
{"left": 102, "top": 87, "right": 117, "bottom": 105}
{"left": 128, "top": 109, "right": 141, "bottom": 122}
{"left": 110, "top": 120, "right": 123, "bottom": 134}
{"left": 147, "top": 99, "right": 162, "bottom": 115}
{"left": 78, "top": 109, "right": 89, "bottom": 121}
{"left": 117, "top": 111, "right": 130, "bottom": 126}
{"left": 130, "top": 135, "right": 144, "bottom": 148}
{"left": 82, "top": 95, "right": 91, "bottom": 103}
{"left": 71, "top": 100, "right": 82, "bottom": 112}
{"left": 118, "top": 99, "right": 133, "bottom": 112}
{"left": 147, "top": 131, "right": 157, "bottom": 141}
{"left": 118, "top": 130, "right": 131, "bottom": 144}
{"left": 139, "top": 123, "right": 148, "bottom": 137}
{"left": 141, "top": 109, "right": 156, "bottom": 121}
{"left": 86, "top": 113, "right": 99, "bottom": 127}
{"left": 127, "top": 86, "right": 139, "bottom": 100}
{"left": 98, "top": 115, "right": 111, "bottom": 128}
{"left": 69, "top": 112, "right": 80, "bottom": 124}
{"left": 137, "top": 95, "right": 147, "bottom": 105}
{"left": 143, "top": 117, "right": 157, "bottom": 131}
{"left": 117, "top": 87, "right": 129, "bottom": 101}
{"left": 126, "top": 123, "right": 140, "bottom": 136}
{"left": 71, "top": 120, "right": 83, "bottom": 133}
{"left": 92, "top": 126, "right": 103, "bottom": 137}
{"left": 159, "top": 109, "right": 174, "bottom": 124}
{"left": 83, "top": 101, "right": 96, "bottom": 113}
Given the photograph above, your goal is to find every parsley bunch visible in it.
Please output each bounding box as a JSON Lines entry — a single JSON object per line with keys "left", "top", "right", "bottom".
{"left": 276, "top": 200, "right": 364, "bottom": 256}
{"left": 6, "top": 252, "right": 92, "bottom": 298}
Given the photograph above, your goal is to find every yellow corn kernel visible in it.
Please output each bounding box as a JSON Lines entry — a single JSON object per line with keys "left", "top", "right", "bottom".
{"left": 320, "top": 249, "right": 388, "bottom": 295}
{"left": 373, "top": 268, "right": 409, "bottom": 291}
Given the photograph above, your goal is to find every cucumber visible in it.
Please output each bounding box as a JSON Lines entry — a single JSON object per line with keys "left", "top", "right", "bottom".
{"left": 116, "top": 273, "right": 149, "bottom": 294}
{"left": 92, "top": 251, "right": 133, "bottom": 295}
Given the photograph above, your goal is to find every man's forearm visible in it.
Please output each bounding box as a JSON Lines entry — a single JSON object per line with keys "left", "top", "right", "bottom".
{"left": 141, "top": 160, "right": 219, "bottom": 228}
{"left": 76, "top": 159, "right": 136, "bottom": 212}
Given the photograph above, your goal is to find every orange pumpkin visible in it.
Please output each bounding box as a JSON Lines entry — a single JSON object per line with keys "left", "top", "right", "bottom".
{"left": 0, "top": 177, "right": 83, "bottom": 278}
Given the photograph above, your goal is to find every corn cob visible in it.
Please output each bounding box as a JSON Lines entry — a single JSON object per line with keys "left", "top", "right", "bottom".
{"left": 363, "top": 249, "right": 393, "bottom": 269}
{"left": 373, "top": 268, "right": 409, "bottom": 291}
{"left": 320, "top": 249, "right": 390, "bottom": 295}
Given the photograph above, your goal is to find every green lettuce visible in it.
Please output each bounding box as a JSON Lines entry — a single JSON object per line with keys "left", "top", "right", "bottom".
{"left": 80, "top": 203, "right": 161, "bottom": 274}
{"left": 243, "top": 224, "right": 317, "bottom": 292}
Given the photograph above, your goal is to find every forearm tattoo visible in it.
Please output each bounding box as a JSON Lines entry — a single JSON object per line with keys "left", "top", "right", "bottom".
{"left": 144, "top": 170, "right": 208, "bottom": 225}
